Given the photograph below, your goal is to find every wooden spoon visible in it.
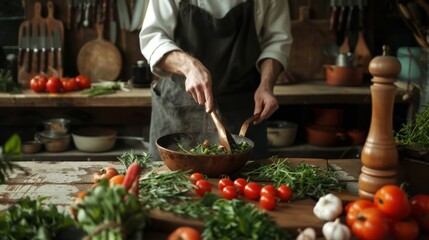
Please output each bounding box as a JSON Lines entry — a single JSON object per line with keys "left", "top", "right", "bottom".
{"left": 209, "top": 111, "right": 237, "bottom": 153}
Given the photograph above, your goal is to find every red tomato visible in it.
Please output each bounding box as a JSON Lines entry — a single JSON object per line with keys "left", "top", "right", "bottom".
{"left": 167, "top": 226, "right": 201, "bottom": 240}
{"left": 374, "top": 185, "right": 411, "bottom": 220}
{"left": 29, "top": 74, "right": 47, "bottom": 93}
{"left": 410, "top": 194, "right": 429, "bottom": 231}
{"left": 222, "top": 185, "right": 238, "bottom": 200}
{"left": 351, "top": 207, "right": 389, "bottom": 240}
{"left": 194, "top": 179, "right": 212, "bottom": 197}
{"left": 46, "top": 76, "right": 62, "bottom": 93}
{"left": 233, "top": 178, "right": 247, "bottom": 194}
{"left": 75, "top": 74, "right": 91, "bottom": 89}
{"left": 345, "top": 199, "right": 375, "bottom": 226}
{"left": 217, "top": 178, "right": 234, "bottom": 191}
{"left": 389, "top": 217, "right": 420, "bottom": 240}
{"left": 244, "top": 182, "right": 261, "bottom": 200}
{"left": 260, "top": 185, "right": 277, "bottom": 197}
{"left": 189, "top": 172, "right": 204, "bottom": 184}
{"left": 277, "top": 185, "right": 293, "bottom": 202}
{"left": 260, "top": 194, "right": 277, "bottom": 211}
{"left": 61, "top": 77, "right": 78, "bottom": 91}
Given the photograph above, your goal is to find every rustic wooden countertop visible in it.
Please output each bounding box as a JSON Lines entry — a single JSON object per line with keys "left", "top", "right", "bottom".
{"left": 0, "top": 80, "right": 413, "bottom": 107}
{"left": 0, "top": 158, "right": 361, "bottom": 238}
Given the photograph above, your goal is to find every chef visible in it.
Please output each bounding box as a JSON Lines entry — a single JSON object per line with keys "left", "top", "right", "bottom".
{"left": 139, "top": 0, "right": 292, "bottom": 160}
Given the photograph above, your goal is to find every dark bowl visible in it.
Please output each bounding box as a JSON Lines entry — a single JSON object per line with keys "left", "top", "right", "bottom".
{"left": 156, "top": 132, "right": 253, "bottom": 178}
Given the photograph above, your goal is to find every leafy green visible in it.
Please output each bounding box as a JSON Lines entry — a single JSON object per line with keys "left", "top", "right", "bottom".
{"left": 0, "top": 69, "right": 21, "bottom": 94}
{"left": 202, "top": 198, "right": 291, "bottom": 240}
{"left": 0, "top": 197, "right": 75, "bottom": 239}
{"left": 71, "top": 180, "right": 148, "bottom": 240}
{"left": 241, "top": 158, "right": 345, "bottom": 199}
{"left": 395, "top": 104, "right": 429, "bottom": 150}
{"left": 0, "top": 133, "right": 27, "bottom": 184}
{"left": 116, "top": 150, "right": 156, "bottom": 174}
{"left": 81, "top": 82, "right": 123, "bottom": 97}
{"left": 178, "top": 140, "right": 251, "bottom": 155}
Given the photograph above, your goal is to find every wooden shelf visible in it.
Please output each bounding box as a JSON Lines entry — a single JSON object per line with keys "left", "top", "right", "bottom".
{"left": 0, "top": 80, "right": 415, "bottom": 108}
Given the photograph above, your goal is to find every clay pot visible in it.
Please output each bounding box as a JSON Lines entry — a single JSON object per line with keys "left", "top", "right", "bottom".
{"left": 313, "top": 107, "right": 344, "bottom": 127}
{"left": 267, "top": 121, "right": 298, "bottom": 147}
{"left": 325, "top": 65, "right": 364, "bottom": 86}
{"left": 306, "top": 124, "right": 345, "bottom": 147}
{"left": 347, "top": 129, "right": 367, "bottom": 145}
{"left": 72, "top": 127, "right": 117, "bottom": 153}
{"left": 22, "top": 140, "right": 43, "bottom": 154}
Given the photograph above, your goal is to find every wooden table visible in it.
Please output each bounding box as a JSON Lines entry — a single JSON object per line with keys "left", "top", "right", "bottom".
{"left": 0, "top": 158, "right": 361, "bottom": 240}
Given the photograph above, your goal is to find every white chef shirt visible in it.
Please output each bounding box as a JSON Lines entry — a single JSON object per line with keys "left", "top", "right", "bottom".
{"left": 139, "top": 0, "right": 293, "bottom": 77}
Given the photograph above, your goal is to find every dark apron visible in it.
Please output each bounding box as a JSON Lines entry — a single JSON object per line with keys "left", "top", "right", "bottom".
{"left": 149, "top": 0, "right": 269, "bottom": 160}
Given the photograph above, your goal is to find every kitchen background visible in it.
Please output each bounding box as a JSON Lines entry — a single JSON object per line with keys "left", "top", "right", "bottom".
{"left": 0, "top": 0, "right": 425, "bottom": 159}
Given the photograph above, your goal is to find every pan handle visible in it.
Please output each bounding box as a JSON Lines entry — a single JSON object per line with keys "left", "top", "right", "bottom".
{"left": 239, "top": 113, "right": 261, "bottom": 137}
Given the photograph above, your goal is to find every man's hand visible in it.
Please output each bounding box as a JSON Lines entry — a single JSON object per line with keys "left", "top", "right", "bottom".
{"left": 254, "top": 58, "right": 283, "bottom": 124}
{"left": 157, "top": 50, "right": 214, "bottom": 112}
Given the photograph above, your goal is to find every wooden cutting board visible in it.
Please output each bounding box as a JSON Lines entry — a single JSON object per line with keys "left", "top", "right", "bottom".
{"left": 287, "top": 6, "right": 336, "bottom": 81}
{"left": 148, "top": 165, "right": 357, "bottom": 237}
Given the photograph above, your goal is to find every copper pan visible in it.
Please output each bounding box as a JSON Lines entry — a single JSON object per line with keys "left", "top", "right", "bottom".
{"left": 156, "top": 114, "right": 260, "bottom": 177}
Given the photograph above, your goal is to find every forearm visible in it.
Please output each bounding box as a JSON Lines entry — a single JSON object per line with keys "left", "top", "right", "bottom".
{"left": 258, "top": 58, "right": 283, "bottom": 91}
{"left": 156, "top": 50, "right": 198, "bottom": 77}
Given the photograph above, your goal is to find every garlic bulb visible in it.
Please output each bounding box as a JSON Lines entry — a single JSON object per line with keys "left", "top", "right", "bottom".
{"left": 322, "top": 218, "right": 351, "bottom": 240}
{"left": 296, "top": 227, "right": 316, "bottom": 240}
{"left": 313, "top": 193, "right": 343, "bottom": 221}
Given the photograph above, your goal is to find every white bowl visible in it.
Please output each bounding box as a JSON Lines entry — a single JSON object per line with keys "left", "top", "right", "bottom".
{"left": 267, "top": 121, "right": 298, "bottom": 147}
{"left": 72, "top": 127, "right": 117, "bottom": 152}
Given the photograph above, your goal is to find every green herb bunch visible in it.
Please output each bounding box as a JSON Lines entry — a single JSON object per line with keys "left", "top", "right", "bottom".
{"left": 138, "top": 170, "right": 199, "bottom": 215}
{"left": 71, "top": 180, "right": 148, "bottom": 240}
{"left": 0, "top": 197, "right": 75, "bottom": 239}
{"left": 0, "top": 133, "right": 27, "bottom": 184}
{"left": 178, "top": 141, "right": 250, "bottom": 155}
{"left": 241, "top": 158, "right": 345, "bottom": 199}
{"left": 0, "top": 69, "right": 21, "bottom": 94}
{"left": 395, "top": 104, "right": 429, "bottom": 149}
{"left": 116, "top": 150, "right": 155, "bottom": 174}
{"left": 202, "top": 198, "right": 291, "bottom": 240}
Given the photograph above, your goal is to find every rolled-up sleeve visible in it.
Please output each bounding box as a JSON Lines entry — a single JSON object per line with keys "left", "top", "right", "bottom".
{"left": 139, "top": 0, "right": 182, "bottom": 77}
{"left": 255, "top": 0, "right": 293, "bottom": 71}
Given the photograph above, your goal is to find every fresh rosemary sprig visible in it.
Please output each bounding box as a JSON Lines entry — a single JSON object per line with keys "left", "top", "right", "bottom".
{"left": 395, "top": 104, "right": 429, "bottom": 150}
{"left": 116, "top": 150, "right": 155, "bottom": 174}
{"left": 240, "top": 158, "right": 345, "bottom": 199}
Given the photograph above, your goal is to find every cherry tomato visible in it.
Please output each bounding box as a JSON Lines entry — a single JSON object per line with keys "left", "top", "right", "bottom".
{"left": 92, "top": 166, "right": 119, "bottom": 183}
{"left": 217, "top": 177, "right": 234, "bottom": 191}
{"left": 260, "top": 185, "right": 277, "bottom": 197}
{"left": 194, "top": 179, "right": 212, "bottom": 197}
{"left": 189, "top": 172, "right": 204, "bottom": 184}
{"left": 277, "top": 185, "right": 293, "bottom": 201}
{"left": 108, "top": 175, "right": 125, "bottom": 186}
{"left": 75, "top": 74, "right": 91, "bottom": 89}
{"left": 167, "top": 226, "right": 201, "bottom": 240}
{"left": 374, "top": 185, "right": 411, "bottom": 220}
{"left": 222, "top": 185, "right": 238, "bottom": 200}
{"left": 351, "top": 207, "right": 389, "bottom": 240}
{"left": 389, "top": 217, "right": 419, "bottom": 240}
{"left": 233, "top": 178, "right": 247, "bottom": 194}
{"left": 260, "top": 194, "right": 277, "bottom": 211}
{"left": 29, "top": 74, "right": 47, "bottom": 93}
{"left": 46, "top": 76, "right": 62, "bottom": 93}
{"left": 244, "top": 182, "right": 261, "bottom": 200}
{"left": 410, "top": 194, "right": 429, "bottom": 231}
{"left": 61, "top": 77, "right": 78, "bottom": 91}
{"left": 345, "top": 199, "right": 375, "bottom": 226}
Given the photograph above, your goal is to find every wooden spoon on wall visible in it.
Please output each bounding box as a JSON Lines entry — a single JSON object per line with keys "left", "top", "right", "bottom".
{"left": 354, "top": 2, "right": 371, "bottom": 71}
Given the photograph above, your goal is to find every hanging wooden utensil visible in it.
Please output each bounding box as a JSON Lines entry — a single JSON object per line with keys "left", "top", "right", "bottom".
{"left": 354, "top": 0, "right": 371, "bottom": 71}
{"left": 76, "top": 23, "right": 122, "bottom": 82}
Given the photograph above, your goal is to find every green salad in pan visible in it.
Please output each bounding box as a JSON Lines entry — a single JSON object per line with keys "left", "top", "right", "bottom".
{"left": 178, "top": 140, "right": 251, "bottom": 155}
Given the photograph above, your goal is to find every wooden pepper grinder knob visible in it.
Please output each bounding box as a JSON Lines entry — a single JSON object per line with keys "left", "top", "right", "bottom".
{"left": 359, "top": 45, "right": 402, "bottom": 200}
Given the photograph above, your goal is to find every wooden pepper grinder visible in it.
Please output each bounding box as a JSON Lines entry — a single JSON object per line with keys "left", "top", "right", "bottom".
{"left": 359, "top": 45, "right": 402, "bottom": 200}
